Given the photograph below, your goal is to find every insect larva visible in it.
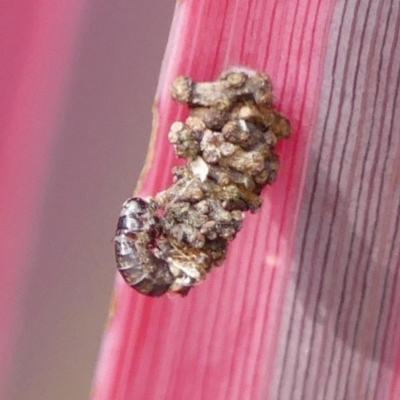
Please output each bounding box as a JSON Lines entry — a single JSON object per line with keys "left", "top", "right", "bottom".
{"left": 115, "top": 68, "right": 290, "bottom": 297}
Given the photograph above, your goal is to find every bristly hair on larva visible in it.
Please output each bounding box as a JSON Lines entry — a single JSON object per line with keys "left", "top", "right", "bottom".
{"left": 114, "top": 68, "right": 291, "bottom": 297}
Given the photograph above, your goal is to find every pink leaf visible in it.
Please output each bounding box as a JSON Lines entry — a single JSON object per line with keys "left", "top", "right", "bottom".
{"left": 0, "top": 1, "right": 88, "bottom": 397}
{"left": 93, "top": 0, "right": 400, "bottom": 399}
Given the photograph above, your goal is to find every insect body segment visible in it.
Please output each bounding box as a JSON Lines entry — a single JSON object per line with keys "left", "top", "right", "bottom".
{"left": 115, "top": 198, "right": 174, "bottom": 296}
{"left": 115, "top": 68, "right": 291, "bottom": 297}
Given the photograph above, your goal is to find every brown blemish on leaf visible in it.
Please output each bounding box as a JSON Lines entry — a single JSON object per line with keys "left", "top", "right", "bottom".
{"left": 134, "top": 98, "right": 160, "bottom": 195}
